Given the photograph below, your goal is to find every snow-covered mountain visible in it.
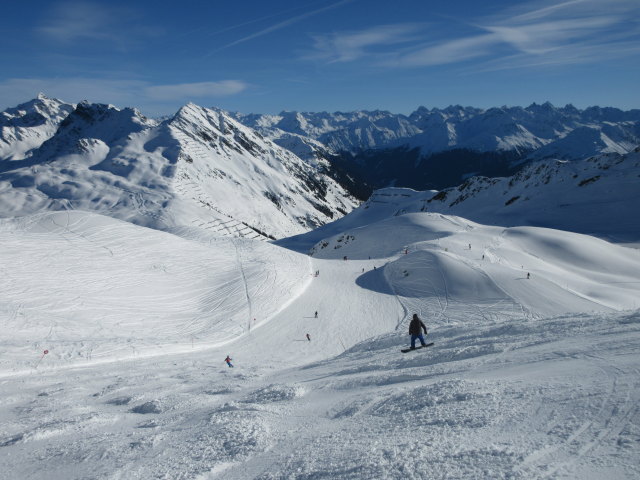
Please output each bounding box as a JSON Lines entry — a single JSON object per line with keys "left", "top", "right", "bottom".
{"left": 424, "top": 148, "right": 640, "bottom": 242}
{"left": 3, "top": 96, "right": 640, "bottom": 479}
{"left": 0, "top": 93, "right": 75, "bottom": 162}
{"left": 0, "top": 98, "right": 358, "bottom": 239}
{"left": 277, "top": 147, "right": 640, "bottom": 255}
{"left": 233, "top": 103, "right": 640, "bottom": 190}
{"left": 234, "top": 103, "right": 640, "bottom": 159}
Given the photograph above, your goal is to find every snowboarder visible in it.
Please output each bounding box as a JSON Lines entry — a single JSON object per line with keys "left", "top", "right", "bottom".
{"left": 314, "top": 311, "right": 318, "bottom": 318}
{"left": 306, "top": 333, "right": 311, "bottom": 342}
{"left": 408, "top": 313, "right": 428, "bottom": 350}
{"left": 224, "top": 355, "right": 233, "bottom": 368}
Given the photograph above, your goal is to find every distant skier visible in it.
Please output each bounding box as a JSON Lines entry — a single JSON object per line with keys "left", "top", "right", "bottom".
{"left": 408, "top": 313, "right": 428, "bottom": 350}
{"left": 527, "top": 272, "right": 530, "bottom": 279}
{"left": 314, "top": 311, "right": 318, "bottom": 318}
{"left": 306, "top": 333, "right": 311, "bottom": 342}
{"left": 224, "top": 355, "right": 233, "bottom": 368}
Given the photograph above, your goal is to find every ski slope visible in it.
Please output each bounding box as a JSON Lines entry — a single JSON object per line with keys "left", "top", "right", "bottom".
{"left": 1, "top": 209, "right": 639, "bottom": 479}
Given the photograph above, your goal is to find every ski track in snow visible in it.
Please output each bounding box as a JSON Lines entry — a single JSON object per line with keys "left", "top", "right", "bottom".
{"left": 1, "top": 210, "right": 640, "bottom": 479}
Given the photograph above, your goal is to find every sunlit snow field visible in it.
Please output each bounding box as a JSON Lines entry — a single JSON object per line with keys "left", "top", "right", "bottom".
{"left": 1, "top": 207, "right": 639, "bottom": 479}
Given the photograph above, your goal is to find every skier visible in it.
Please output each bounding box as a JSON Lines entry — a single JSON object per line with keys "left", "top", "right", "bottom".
{"left": 408, "top": 313, "right": 428, "bottom": 350}
{"left": 527, "top": 272, "right": 530, "bottom": 279}
{"left": 306, "top": 333, "right": 311, "bottom": 342}
{"left": 224, "top": 355, "right": 233, "bottom": 368}
{"left": 314, "top": 311, "right": 318, "bottom": 318}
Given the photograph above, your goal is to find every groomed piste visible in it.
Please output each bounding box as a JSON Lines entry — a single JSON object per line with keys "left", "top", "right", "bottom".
{"left": 1, "top": 201, "right": 639, "bottom": 479}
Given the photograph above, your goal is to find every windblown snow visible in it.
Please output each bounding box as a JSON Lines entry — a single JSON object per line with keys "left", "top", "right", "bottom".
{"left": 1, "top": 191, "right": 639, "bottom": 478}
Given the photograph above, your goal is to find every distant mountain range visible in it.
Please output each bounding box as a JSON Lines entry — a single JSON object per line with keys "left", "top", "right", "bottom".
{"left": 1, "top": 95, "right": 638, "bottom": 240}
{"left": 0, "top": 95, "right": 357, "bottom": 239}
{"left": 233, "top": 103, "right": 640, "bottom": 190}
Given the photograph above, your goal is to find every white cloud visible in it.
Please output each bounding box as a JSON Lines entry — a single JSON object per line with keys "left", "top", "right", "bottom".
{"left": 212, "top": 0, "right": 355, "bottom": 54}
{"left": 387, "top": 33, "right": 499, "bottom": 67}
{"left": 145, "top": 81, "right": 249, "bottom": 100}
{"left": 305, "top": 0, "right": 640, "bottom": 70}
{"left": 36, "top": 1, "right": 159, "bottom": 45}
{"left": 307, "top": 24, "right": 425, "bottom": 63}
{"left": 0, "top": 78, "right": 249, "bottom": 116}
{"left": 0, "top": 78, "right": 147, "bottom": 107}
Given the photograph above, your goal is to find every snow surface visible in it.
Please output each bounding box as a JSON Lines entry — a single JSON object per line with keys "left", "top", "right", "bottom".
{"left": 2, "top": 201, "right": 640, "bottom": 478}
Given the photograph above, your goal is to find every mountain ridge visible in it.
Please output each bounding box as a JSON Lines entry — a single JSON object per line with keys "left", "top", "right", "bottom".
{"left": 233, "top": 102, "right": 640, "bottom": 159}
{"left": 0, "top": 98, "right": 358, "bottom": 239}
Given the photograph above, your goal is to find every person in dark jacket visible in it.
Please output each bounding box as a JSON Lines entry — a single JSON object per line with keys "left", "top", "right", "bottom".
{"left": 408, "top": 313, "right": 428, "bottom": 349}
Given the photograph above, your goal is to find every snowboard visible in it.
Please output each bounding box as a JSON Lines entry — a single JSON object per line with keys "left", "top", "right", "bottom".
{"left": 401, "top": 342, "right": 434, "bottom": 353}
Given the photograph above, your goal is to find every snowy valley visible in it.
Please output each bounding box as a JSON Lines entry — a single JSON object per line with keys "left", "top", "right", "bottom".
{"left": 1, "top": 96, "right": 639, "bottom": 479}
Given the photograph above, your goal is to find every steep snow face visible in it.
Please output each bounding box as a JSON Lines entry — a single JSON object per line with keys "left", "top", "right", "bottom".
{"left": 424, "top": 149, "right": 640, "bottom": 242}
{"left": 0, "top": 101, "right": 358, "bottom": 239}
{"left": 165, "top": 103, "right": 358, "bottom": 237}
{"left": 234, "top": 103, "right": 640, "bottom": 160}
{"left": 0, "top": 93, "right": 74, "bottom": 162}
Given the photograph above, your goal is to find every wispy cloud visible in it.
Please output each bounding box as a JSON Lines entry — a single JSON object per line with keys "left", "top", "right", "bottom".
{"left": 0, "top": 78, "right": 148, "bottom": 107}
{"left": 37, "top": 1, "right": 159, "bottom": 45}
{"left": 145, "top": 81, "right": 249, "bottom": 100}
{"left": 210, "top": 0, "right": 355, "bottom": 54}
{"left": 383, "top": 33, "right": 499, "bottom": 67}
{"left": 307, "top": 0, "right": 640, "bottom": 70}
{"left": 0, "top": 78, "right": 249, "bottom": 116}
{"left": 306, "top": 24, "right": 425, "bottom": 63}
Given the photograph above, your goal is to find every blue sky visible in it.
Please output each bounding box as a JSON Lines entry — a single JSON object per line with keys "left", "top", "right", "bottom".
{"left": 1, "top": 0, "right": 639, "bottom": 116}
